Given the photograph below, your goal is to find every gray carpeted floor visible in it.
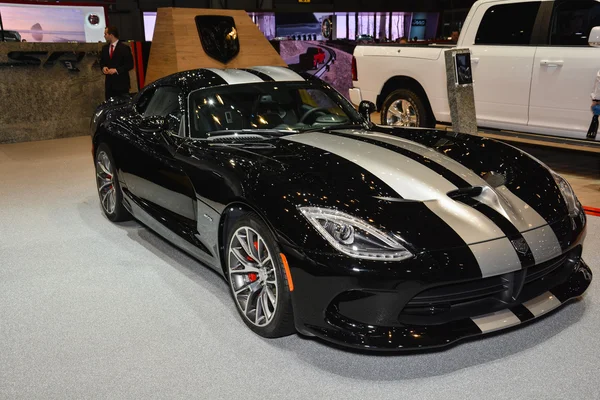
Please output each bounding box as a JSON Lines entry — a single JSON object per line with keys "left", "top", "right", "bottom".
{"left": 1, "top": 137, "right": 599, "bottom": 399}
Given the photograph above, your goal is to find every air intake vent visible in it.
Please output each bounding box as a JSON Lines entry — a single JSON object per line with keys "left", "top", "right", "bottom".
{"left": 208, "top": 134, "right": 267, "bottom": 143}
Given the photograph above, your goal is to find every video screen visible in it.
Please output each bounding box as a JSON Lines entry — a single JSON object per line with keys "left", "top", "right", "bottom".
{"left": 280, "top": 41, "right": 354, "bottom": 101}
{"left": 0, "top": 3, "right": 106, "bottom": 43}
{"left": 455, "top": 53, "right": 473, "bottom": 85}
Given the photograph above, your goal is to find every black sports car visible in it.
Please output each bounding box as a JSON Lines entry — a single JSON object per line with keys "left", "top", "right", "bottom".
{"left": 91, "top": 66, "right": 592, "bottom": 351}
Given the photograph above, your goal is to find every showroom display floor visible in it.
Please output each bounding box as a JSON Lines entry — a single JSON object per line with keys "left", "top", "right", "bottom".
{"left": 1, "top": 136, "right": 599, "bottom": 399}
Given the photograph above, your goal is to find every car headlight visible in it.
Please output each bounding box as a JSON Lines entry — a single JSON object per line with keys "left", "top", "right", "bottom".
{"left": 552, "top": 171, "right": 580, "bottom": 217}
{"left": 299, "top": 207, "right": 413, "bottom": 261}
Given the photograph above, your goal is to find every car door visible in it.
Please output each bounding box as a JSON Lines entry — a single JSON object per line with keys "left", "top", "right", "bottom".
{"left": 464, "top": 0, "right": 542, "bottom": 128}
{"left": 124, "top": 85, "right": 198, "bottom": 234}
{"left": 529, "top": 0, "right": 600, "bottom": 138}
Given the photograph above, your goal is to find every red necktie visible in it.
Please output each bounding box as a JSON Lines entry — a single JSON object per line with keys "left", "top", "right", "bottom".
{"left": 110, "top": 44, "right": 114, "bottom": 59}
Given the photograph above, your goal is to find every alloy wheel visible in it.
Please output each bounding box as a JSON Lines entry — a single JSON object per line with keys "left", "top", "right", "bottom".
{"left": 228, "top": 227, "right": 278, "bottom": 327}
{"left": 386, "top": 99, "right": 419, "bottom": 127}
{"left": 96, "top": 150, "right": 116, "bottom": 215}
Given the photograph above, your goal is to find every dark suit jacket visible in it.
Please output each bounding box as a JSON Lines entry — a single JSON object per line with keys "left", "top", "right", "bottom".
{"left": 100, "top": 41, "right": 134, "bottom": 93}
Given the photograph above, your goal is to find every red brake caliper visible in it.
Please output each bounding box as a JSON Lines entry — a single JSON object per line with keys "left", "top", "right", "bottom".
{"left": 247, "top": 241, "right": 260, "bottom": 283}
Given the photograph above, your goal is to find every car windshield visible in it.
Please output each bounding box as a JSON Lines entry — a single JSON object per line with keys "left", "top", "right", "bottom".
{"left": 188, "top": 81, "right": 363, "bottom": 138}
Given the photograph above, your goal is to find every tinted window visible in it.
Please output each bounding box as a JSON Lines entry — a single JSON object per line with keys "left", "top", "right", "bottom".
{"left": 144, "top": 86, "right": 181, "bottom": 118}
{"left": 135, "top": 88, "right": 155, "bottom": 115}
{"left": 550, "top": 0, "right": 600, "bottom": 46}
{"left": 475, "top": 2, "right": 541, "bottom": 45}
{"left": 144, "top": 86, "right": 183, "bottom": 134}
{"left": 188, "top": 82, "right": 362, "bottom": 139}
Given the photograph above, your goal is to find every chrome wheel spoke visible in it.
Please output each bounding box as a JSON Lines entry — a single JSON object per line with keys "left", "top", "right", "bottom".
{"left": 97, "top": 160, "right": 111, "bottom": 177}
{"left": 255, "top": 294, "right": 265, "bottom": 324}
{"left": 235, "top": 280, "right": 261, "bottom": 296}
{"left": 257, "top": 238, "right": 266, "bottom": 263}
{"left": 245, "top": 228, "right": 258, "bottom": 261}
{"left": 260, "top": 256, "right": 272, "bottom": 268}
{"left": 231, "top": 248, "right": 259, "bottom": 272}
{"left": 101, "top": 189, "right": 111, "bottom": 208}
{"left": 109, "top": 188, "right": 116, "bottom": 213}
{"left": 388, "top": 105, "right": 402, "bottom": 118}
{"left": 98, "top": 180, "right": 112, "bottom": 192}
{"left": 236, "top": 231, "right": 255, "bottom": 261}
{"left": 265, "top": 286, "right": 276, "bottom": 308}
{"left": 261, "top": 290, "right": 273, "bottom": 321}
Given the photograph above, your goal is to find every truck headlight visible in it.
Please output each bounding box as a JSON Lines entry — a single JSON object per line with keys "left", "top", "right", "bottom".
{"left": 299, "top": 207, "right": 413, "bottom": 261}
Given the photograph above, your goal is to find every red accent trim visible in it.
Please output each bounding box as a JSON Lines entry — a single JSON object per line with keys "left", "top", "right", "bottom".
{"left": 584, "top": 206, "right": 600, "bottom": 217}
{"left": 135, "top": 41, "right": 145, "bottom": 88}
{"left": 130, "top": 41, "right": 137, "bottom": 84}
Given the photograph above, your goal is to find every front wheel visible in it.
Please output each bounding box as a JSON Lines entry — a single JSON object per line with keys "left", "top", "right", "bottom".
{"left": 225, "top": 213, "right": 295, "bottom": 338}
{"left": 94, "top": 143, "right": 131, "bottom": 222}
{"left": 381, "top": 88, "right": 435, "bottom": 128}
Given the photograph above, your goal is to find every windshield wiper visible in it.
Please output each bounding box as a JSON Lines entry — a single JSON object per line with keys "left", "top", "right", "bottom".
{"left": 207, "top": 129, "right": 299, "bottom": 138}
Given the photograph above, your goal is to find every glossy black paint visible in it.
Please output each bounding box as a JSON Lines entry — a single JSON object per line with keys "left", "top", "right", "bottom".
{"left": 91, "top": 69, "right": 591, "bottom": 350}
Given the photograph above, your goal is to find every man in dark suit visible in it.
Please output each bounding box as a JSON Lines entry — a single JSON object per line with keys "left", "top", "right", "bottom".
{"left": 100, "top": 26, "right": 134, "bottom": 101}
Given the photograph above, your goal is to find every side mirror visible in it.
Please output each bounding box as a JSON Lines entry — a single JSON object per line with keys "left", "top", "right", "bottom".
{"left": 589, "top": 26, "right": 600, "bottom": 47}
{"left": 358, "top": 100, "right": 377, "bottom": 123}
{"left": 139, "top": 116, "right": 167, "bottom": 135}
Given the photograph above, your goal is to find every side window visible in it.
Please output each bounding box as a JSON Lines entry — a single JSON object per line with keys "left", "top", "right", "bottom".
{"left": 550, "top": 1, "right": 600, "bottom": 46}
{"left": 475, "top": 2, "right": 541, "bottom": 45}
{"left": 135, "top": 88, "right": 155, "bottom": 115}
{"left": 143, "top": 86, "right": 184, "bottom": 135}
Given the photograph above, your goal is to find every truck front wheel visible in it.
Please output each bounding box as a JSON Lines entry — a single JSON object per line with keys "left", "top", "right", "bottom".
{"left": 381, "top": 89, "right": 435, "bottom": 128}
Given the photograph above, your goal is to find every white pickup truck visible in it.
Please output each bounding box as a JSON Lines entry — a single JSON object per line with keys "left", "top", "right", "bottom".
{"left": 350, "top": 0, "right": 600, "bottom": 140}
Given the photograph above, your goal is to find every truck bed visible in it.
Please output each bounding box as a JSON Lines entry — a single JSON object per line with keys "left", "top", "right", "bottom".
{"left": 355, "top": 44, "right": 454, "bottom": 61}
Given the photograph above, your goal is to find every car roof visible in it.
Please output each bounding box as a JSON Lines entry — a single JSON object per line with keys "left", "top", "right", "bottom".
{"left": 153, "top": 66, "right": 311, "bottom": 93}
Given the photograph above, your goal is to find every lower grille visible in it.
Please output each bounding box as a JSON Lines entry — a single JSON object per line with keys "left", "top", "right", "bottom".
{"left": 400, "top": 248, "right": 580, "bottom": 321}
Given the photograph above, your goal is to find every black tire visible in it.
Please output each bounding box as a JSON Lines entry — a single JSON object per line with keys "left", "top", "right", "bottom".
{"left": 380, "top": 88, "right": 435, "bottom": 128}
{"left": 225, "top": 213, "right": 295, "bottom": 338}
{"left": 94, "top": 143, "right": 131, "bottom": 222}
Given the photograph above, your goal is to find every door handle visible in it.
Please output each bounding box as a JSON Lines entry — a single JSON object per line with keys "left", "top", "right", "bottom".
{"left": 540, "top": 60, "right": 563, "bottom": 67}
{"left": 471, "top": 57, "right": 480, "bottom": 64}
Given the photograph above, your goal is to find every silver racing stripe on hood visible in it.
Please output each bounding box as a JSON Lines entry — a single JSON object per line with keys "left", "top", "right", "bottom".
{"left": 340, "top": 130, "right": 563, "bottom": 265}
{"left": 283, "top": 132, "right": 508, "bottom": 245}
{"left": 352, "top": 130, "right": 485, "bottom": 186}
{"left": 348, "top": 130, "right": 551, "bottom": 231}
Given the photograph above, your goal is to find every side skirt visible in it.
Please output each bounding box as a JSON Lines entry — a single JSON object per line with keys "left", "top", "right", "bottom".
{"left": 122, "top": 191, "right": 225, "bottom": 277}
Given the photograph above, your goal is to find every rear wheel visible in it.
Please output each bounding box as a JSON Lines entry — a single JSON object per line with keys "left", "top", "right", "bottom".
{"left": 94, "top": 143, "right": 131, "bottom": 222}
{"left": 381, "top": 88, "right": 435, "bottom": 128}
{"left": 225, "top": 213, "right": 295, "bottom": 338}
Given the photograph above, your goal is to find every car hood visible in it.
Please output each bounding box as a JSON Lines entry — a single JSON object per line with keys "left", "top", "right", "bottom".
{"left": 193, "top": 127, "right": 573, "bottom": 255}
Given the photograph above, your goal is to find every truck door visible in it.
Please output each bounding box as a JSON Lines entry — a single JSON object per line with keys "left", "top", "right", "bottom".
{"left": 462, "top": 0, "right": 542, "bottom": 128}
{"left": 529, "top": 0, "right": 600, "bottom": 138}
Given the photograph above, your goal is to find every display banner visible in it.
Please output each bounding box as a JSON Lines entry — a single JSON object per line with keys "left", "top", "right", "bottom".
{"left": 0, "top": 3, "right": 106, "bottom": 43}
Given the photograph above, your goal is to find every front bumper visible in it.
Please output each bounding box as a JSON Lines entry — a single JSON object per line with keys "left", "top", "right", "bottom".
{"left": 282, "top": 238, "right": 591, "bottom": 351}
{"left": 317, "top": 260, "right": 591, "bottom": 351}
